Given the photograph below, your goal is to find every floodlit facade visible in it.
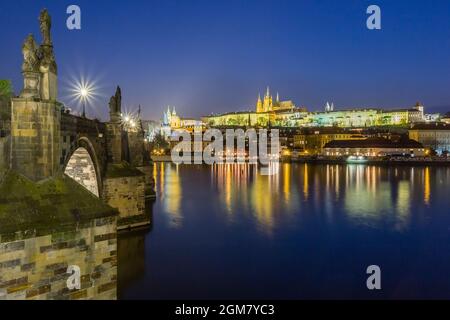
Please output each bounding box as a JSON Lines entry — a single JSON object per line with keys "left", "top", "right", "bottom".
{"left": 440, "top": 112, "right": 450, "bottom": 124}
{"left": 202, "top": 89, "right": 426, "bottom": 128}
{"left": 202, "top": 88, "right": 307, "bottom": 127}
{"left": 409, "top": 123, "right": 450, "bottom": 154}
{"left": 323, "top": 138, "right": 426, "bottom": 157}
{"left": 161, "top": 106, "right": 205, "bottom": 139}
{"left": 293, "top": 128, "right": 366, "bottom": 154}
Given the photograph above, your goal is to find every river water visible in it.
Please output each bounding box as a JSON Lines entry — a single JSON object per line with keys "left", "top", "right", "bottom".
{"left": 118, "top": 163, "right": 450, "bottom": 299}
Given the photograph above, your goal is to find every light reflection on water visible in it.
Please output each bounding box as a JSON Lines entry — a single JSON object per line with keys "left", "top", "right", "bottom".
{"left": 5, "top": 163, "right": 447, "bottom": 299}
{"left": 151, "top": 162, "right": 441, "bottom": 234}
{"left": 118, "top": 162, "right": 450, "bottom": 299}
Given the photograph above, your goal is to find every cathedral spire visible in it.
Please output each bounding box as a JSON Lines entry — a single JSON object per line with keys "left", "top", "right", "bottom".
{"left": 266, "top": 86, "right": 270, "bottom": 97}
{"left": 256, "top": 93, "right": 263, "bottom": 113}
{"left": 276, "top": 92, "right": 279, "bottom": 103}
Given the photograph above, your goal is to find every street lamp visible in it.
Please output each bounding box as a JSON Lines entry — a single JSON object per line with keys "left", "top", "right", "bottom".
{"left": 79, "top": 86, "right": 90, "bottom": 118}
{"left": 121, "top": 112, "right": 139, "bottom": 131}
{"left": 65, "top": 77, "right": 98, "bottom": 118}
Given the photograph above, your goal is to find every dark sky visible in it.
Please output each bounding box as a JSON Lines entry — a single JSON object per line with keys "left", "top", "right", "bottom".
{"left": 2, "top": 0, "right": 450, "bottom": 121}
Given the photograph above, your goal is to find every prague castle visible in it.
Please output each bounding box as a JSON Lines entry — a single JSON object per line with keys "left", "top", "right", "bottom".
{"left": 256, "top": 87, "right": 296, "bottom": 113}
{"left": 201, "top": 87, "right": 307, "bottom": 128}
{"left": 158, "top": 87, "right": 439, "bottom": 137}
{"left": 201, "top": 87, "right": 432, "bottom": 128}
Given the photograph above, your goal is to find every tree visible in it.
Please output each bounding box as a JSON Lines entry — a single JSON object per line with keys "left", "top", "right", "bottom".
{"left": 150, "top": 133, "right": 169, "bottom": 153}
{"left": 0, "top": 80, "right": 13, "bottom": 97}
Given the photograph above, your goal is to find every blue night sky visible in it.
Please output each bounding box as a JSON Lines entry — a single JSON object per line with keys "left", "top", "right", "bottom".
{"left": 1, "top": 0, "right": 450, "bottom": 121}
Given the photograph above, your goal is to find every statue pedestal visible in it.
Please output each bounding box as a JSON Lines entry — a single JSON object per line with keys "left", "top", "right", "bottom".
{"left": 39, "top": 67, "right": 57, "bottom": 101}
{"left": 10, "top": 98, "right": 61, "bottom": 181}
{"left": 20, "top": 71, "right": 41, "bottom": 99}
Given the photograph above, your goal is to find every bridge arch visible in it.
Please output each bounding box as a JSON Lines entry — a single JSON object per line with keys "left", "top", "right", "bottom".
{"left": 63, "top": 137, "right": 102, "bottom": 197}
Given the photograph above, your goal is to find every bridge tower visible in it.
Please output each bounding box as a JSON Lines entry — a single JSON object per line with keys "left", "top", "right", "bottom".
{"left": 10, "top": 9, "right": 60, "bottom": 181}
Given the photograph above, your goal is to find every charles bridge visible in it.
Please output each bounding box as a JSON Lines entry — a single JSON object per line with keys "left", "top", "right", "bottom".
{"left": 0, "top": 9, "right": 154, "bottom": 231}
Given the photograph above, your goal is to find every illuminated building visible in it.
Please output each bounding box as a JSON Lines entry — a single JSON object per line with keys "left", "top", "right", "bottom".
{"left": 256, "top": 87, "right": 296, "bottom": 113}
{"left": 203, "top": 89, "right": 426, "bottom": 128}
{"left": 305, "top": 103, "right": 424, "bottom": 127}
{"left": 442, "top": 112, "right": 450, "bottom": 124}
{"left": 294, "top": 128, "right": 366, "bottom": 154}
{"left": 323, "top": 137, "right": 426, "bottom": 157}
{"left": 409, "top": 122, "right": 450, "bottom": 154}
{"left": 202, "top": 87, "right": 307, "bottom": 127}
{"left": 161, "top": 106, "right": 205, "bottom": 139}
{"left": 142, "top": 120, "right": 161, "bottom": 142}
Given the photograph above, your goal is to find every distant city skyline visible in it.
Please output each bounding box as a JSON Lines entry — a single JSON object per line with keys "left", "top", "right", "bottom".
{"left": 2, "top": 0, "right": 450, "bottom": 121}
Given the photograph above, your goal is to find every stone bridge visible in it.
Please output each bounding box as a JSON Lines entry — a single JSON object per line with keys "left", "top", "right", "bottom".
{"left": 58, "top": 87, "right": 152, "bottom": 200}
{"left": 61, "top": 112, "right": 108, "bottom": 197}
{"left": 5, "top": 86, "right": 154, "bottom": 229}
{"left": 0, "top": 9, "right": 154, "bottom": 230}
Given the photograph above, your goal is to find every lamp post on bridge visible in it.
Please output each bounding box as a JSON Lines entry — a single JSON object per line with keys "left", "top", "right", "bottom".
{"left": 80, "top": 87, "right": 88, "bottom": 118}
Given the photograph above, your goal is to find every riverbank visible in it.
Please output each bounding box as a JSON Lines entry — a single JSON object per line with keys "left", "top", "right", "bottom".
{"left": 153, "top": 154, "right": 450, "bottom": 167}
{"left": 287, "top": 156, "right": 450, "bottom": 166}
{"left": 151, "top": 155, "right": 173, "bottom": 162}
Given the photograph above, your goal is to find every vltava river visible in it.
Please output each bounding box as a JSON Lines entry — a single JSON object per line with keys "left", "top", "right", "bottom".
{"left": 118, "top": 163, "right": 450, "bottom": 299}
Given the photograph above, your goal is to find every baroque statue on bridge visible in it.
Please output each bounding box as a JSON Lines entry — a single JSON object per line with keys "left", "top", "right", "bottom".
{"left": 109, "top": 86, "right": 122, "bottom": 115}
{"left": 20, "top": 34, "right": 41, "bottom": 98}
{"left": 21, "top": 34, "right": 39, "bottom": 72}
{"left": 19, "top": 9, "right": 57, "bottom": 98}
{"left": 38, "top": 9, "right": 57, "bottom": 74}
{"left": 39, "top": 9, "right": 52, "bottom": 45}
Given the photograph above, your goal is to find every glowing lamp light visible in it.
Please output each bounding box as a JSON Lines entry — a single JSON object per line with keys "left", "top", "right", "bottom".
{"left": 80, "top": 88, "right": 88, "bottom": 98}
{"left": 120, "top": 111, "right": 141, "bottom": 131}
{"left": 67, "top": 80, "right": 96, "bottom": 117}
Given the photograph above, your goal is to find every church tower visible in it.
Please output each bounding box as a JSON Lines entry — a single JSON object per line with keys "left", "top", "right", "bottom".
{"left": 256, "top": 94, "right": 263, "bottom": 113}
{"left": 263, "top": 87, "right": 273, "bottom": 112}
